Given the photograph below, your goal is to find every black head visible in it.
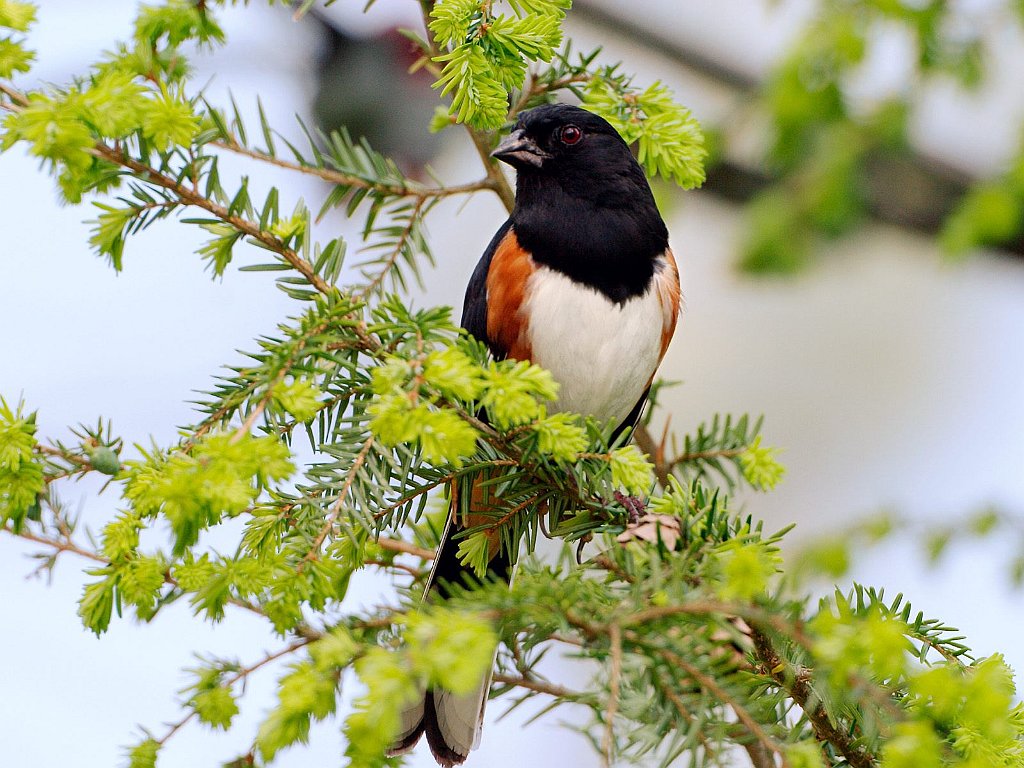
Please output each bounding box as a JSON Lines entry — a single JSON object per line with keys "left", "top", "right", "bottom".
{"left": 491, "top": 103, "right": 669, "bottom": 303}
{"left": 492, "top": 103, "right": 631, "bottom": 172}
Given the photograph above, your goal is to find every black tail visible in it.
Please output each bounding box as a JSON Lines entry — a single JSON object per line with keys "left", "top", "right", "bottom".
{"left": 386, "top": 512, "right": 513, "bottom": 765}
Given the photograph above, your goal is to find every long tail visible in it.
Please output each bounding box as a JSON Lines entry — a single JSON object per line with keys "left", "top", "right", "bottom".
{"left": 387, "top": 502, "right": 513, "bottom": 766}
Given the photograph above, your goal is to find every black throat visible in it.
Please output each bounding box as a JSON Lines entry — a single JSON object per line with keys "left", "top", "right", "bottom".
{"left": 510, "top": 165, "right": 668, "bottom": 304}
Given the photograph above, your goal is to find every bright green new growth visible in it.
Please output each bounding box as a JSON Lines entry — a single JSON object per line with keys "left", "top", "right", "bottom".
{"left": 0, "top": 397, "right": 43, "bottom": 530}
{"left": 1, "top": 2, "right": 1021, "bottom": 768}
{"left": 429, "top": 0, "right": 569, "bottom": 129}
{"left": 585, "top": 76, "right": 707, "bottom": 190}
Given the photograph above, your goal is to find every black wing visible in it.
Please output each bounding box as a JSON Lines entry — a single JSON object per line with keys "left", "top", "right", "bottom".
{"left": 461, "top": 218, "right": 513, "bottom": 359}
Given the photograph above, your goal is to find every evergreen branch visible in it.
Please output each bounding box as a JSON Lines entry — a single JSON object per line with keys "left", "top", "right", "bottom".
{"left": 155, "top": 636, "right": 314, "bottom": 747}
{"left": 191, "top": 309, "right": 368, "bottom": 446}
{"left": 229, "top": 396, "right": 269, "bottom": 443}
{"left": 2, "top": 525, "right": 108, "bottom": 564}
{"left": 304, "top": 434, "right": 377, "bottom": 563}
{"left": 671, "top": 447, "right": 743, "bottom": 466}
{"left": 489, "top": 492, "right": 542, "bottom": 532}
{"left": 417, "top": 0, "right": 517, "bottom": 214}
{"left": 492, "top": 672, "right": 580, "bottom": 699}
{"left": 509, "top": 70, "right": 591, "bottom": 118}
{"left": 89, "top": 143, "right": 333, "bottom": 295}
{"left": 618, "top": 601, "right": 811, "bottom": 649}
{"left": 0, "top": 80, "right": 27, "bottom": 108}
{"left": 36, "top": 443, "right": 98, "bottom": 485}
{"left": 377, "top": 536, "right": 435, "bottom": 560}
{"left": 213, "top": 136, "right": 495, "bottom": 201}
{"left": 740, "top": 742, "right": 776, "bottom": 768}
{"left": 750, "top": 627, "right": 876, "bottom": 768}
{"left": 367, "top": 558, "right": 422, "bottom": 578}
{"left": 355, "top": 196, "right": 430, "bottom": 299}
{"left": 652, "top": 670, "right": 718, "bottom": 760}
{"left": 644, "top": 640, "right": 788, "bottom": 766}
{"left": 632, "top": 422, "right": 670, "bottom": 487}
{"left": 1, "top": 524, "right": 289, "bottom": 628}
{"left": 468, "top": 124, "right": 516, "bottom": 213}
{"left": 602, "top": 622, "right": 623, "bottom": 768}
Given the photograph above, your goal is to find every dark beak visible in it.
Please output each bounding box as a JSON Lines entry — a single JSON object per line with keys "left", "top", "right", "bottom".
{"left": 491, "top": 129, "right": 551, "bottom": 168}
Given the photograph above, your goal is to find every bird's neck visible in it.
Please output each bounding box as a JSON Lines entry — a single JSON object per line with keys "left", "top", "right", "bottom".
{"left": 511, "top": 175, "right": 668, "bottom": 304}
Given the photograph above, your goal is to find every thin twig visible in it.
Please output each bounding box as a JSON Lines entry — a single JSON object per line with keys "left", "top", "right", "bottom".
{"left": 653, "top": 670, "right": 717, "bottom": 759}
{"left": 367, "top": 559, "right": 422, "bottom": 577}
{"left": 229, "top": 397, "right": 269, "bottom": 444}
{"left": 355, "top": 196, "right": 428, "bottom": 299}
{"left": 0, "top": 81, "right": 28, "bottom": 108}
{"left": 648, "top": 641, "right": 788, "bottom": 766}
{"left": 492, "top": 672, "right": 580, "bottom": 699}
{"left": 632, "top": 423, "right": 671, "bottom": 488}
{"left": 212, "top": 136, "right": 494, "bottom": 201}
{"left": 304, "top": 435, "right": 376, "bottom": 562}
{"left": 90, "top": 143, "right": 333, "bottom": 295}
{"left": 156, "top": 636, "right": 313, "bottom": 746}
{"left": 377, "top": 536, "right": 435, "bottom": 560}
{"left": 602, "top": 622, "right": 623, "bottom": 768}
{"left": 750, "top": 627, "right": 874, "bottom": 768}
{"left": 416, "top": 0, "right": 515, "bottom": 215}
{"left": 619, "top": 601, "right": 811, "bottom": 649}
{"left": 741, "top": 742, "right": 777, "bottom": 768}
{"left": 2, "top": 525, "right": 278, "bottom": 625}
{"left": 3, "top": 526, "right": 108, "bottom": 564}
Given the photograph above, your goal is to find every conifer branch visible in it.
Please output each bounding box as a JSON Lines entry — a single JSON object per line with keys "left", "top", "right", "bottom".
{"left": 2, "top": 525, "right": 108, "bottom": 564}
{"left": 155, "top": 636, "right": 314, "bottom": 747}
{"left": 602, "top": 622, "right": 623, "bottom": 768}
{"left": 212, "top": 136, "right": 496, "bottom": 201}
{"left": 88, "top": 144, "right": 332, "bottom": 295}
{"left": 492, "top": 672, "right": 579, "bottom": 699}
{"left": 750, "top": 627, "right": 876, "bottom": 768}
{"left": 646, "top": 640, "right": 788, "bottom": 766}
{"left": 305, "top": 434, "right": 377, "bottom": 563}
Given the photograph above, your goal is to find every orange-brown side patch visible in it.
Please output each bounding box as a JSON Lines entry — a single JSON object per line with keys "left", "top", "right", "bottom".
{"left": 449, "top": 472, "right": 505, "bottom": 560}
{"left": 656, "top": 247, "right": 681, "bottom": 361}
{"left": 485, "top": 229, "right": 535, "bottom": 362}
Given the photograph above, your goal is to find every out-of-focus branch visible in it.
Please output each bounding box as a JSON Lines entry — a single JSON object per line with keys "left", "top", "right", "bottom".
{"left": 571, "top": 1, "right": 1024, "bottom": 259}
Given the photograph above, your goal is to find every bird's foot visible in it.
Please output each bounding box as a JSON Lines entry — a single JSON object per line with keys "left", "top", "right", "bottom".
{"left": 613, "top": 490, "right": 647, "bottom": 524}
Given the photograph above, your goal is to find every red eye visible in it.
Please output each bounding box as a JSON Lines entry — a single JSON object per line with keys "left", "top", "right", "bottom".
{"left": 560, "top": 125, "right": 582, "bottom": 145}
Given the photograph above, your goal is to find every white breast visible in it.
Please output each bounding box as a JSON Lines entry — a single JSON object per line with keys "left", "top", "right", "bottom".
{"left": 522, "top": 266, "right": 666, "bottom": 427}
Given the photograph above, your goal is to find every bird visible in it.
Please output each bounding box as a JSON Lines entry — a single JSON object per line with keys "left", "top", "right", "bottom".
{"left": 387, "top": 102, "right": 681, "bottom": 766}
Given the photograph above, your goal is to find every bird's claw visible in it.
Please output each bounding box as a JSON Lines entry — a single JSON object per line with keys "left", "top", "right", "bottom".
{"left": 613, "top": 490, "right": 647, "bottom": 524}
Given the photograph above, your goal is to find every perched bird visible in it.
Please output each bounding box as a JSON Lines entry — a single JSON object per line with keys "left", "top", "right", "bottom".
{"left": 387, "top": 103, "right": 681, "bottom": 766}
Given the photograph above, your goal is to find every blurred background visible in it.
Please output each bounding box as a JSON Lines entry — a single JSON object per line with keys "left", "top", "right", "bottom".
{"left": 2, "top": 1, "right": 1023, "bottom": 766}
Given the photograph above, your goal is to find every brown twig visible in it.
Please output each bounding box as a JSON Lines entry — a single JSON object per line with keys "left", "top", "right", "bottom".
{"left": 647, "top": 640, "right": 788, "bottom": 766}
{"left": 750, "top": 627, "right": 874, "bottom": 768}
{"left": 156, "top": 636, "right": 314, "bottom": 746}
{"left": 355, "top": 196, "right": 429, "bottom": 299}
{"left": 416, "top": 0, "right": 516, "bottom": 215}
{"left": 89, "top": 143, "right": 332, "bottom": 295}
{"left": 304, "top": 435, "right": 376, "bottom": 563}
{"left": 631, "top": 423, "right": 671, "bottom": 488}
{"left": 212, "top": 137, "right": 495, "bottom": 201}
{"left": 619, "top": 601, "right": 812, "bottom": 650}
{"left": 2, "top": 524, "right": 279, "bottom": 625}
{"left": 653, "top": 670, "right": 718, "bottom": 760}
{"left": 0, "top": 81, "right": 28, "bottom": 108}
{"left": 3, "top": 526, "right": 108, "bottom": 564}
{"left": 229, "top": 397, "right": 269, "bottom": 444}
{"left": 602, "top": 622, "right": 623, "bottom": 768}
{"left": 492, "top": 672, "right": 580, "bottom": 700}
{"left": 377, "top": 536, "right": 435, "bottom": 560}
